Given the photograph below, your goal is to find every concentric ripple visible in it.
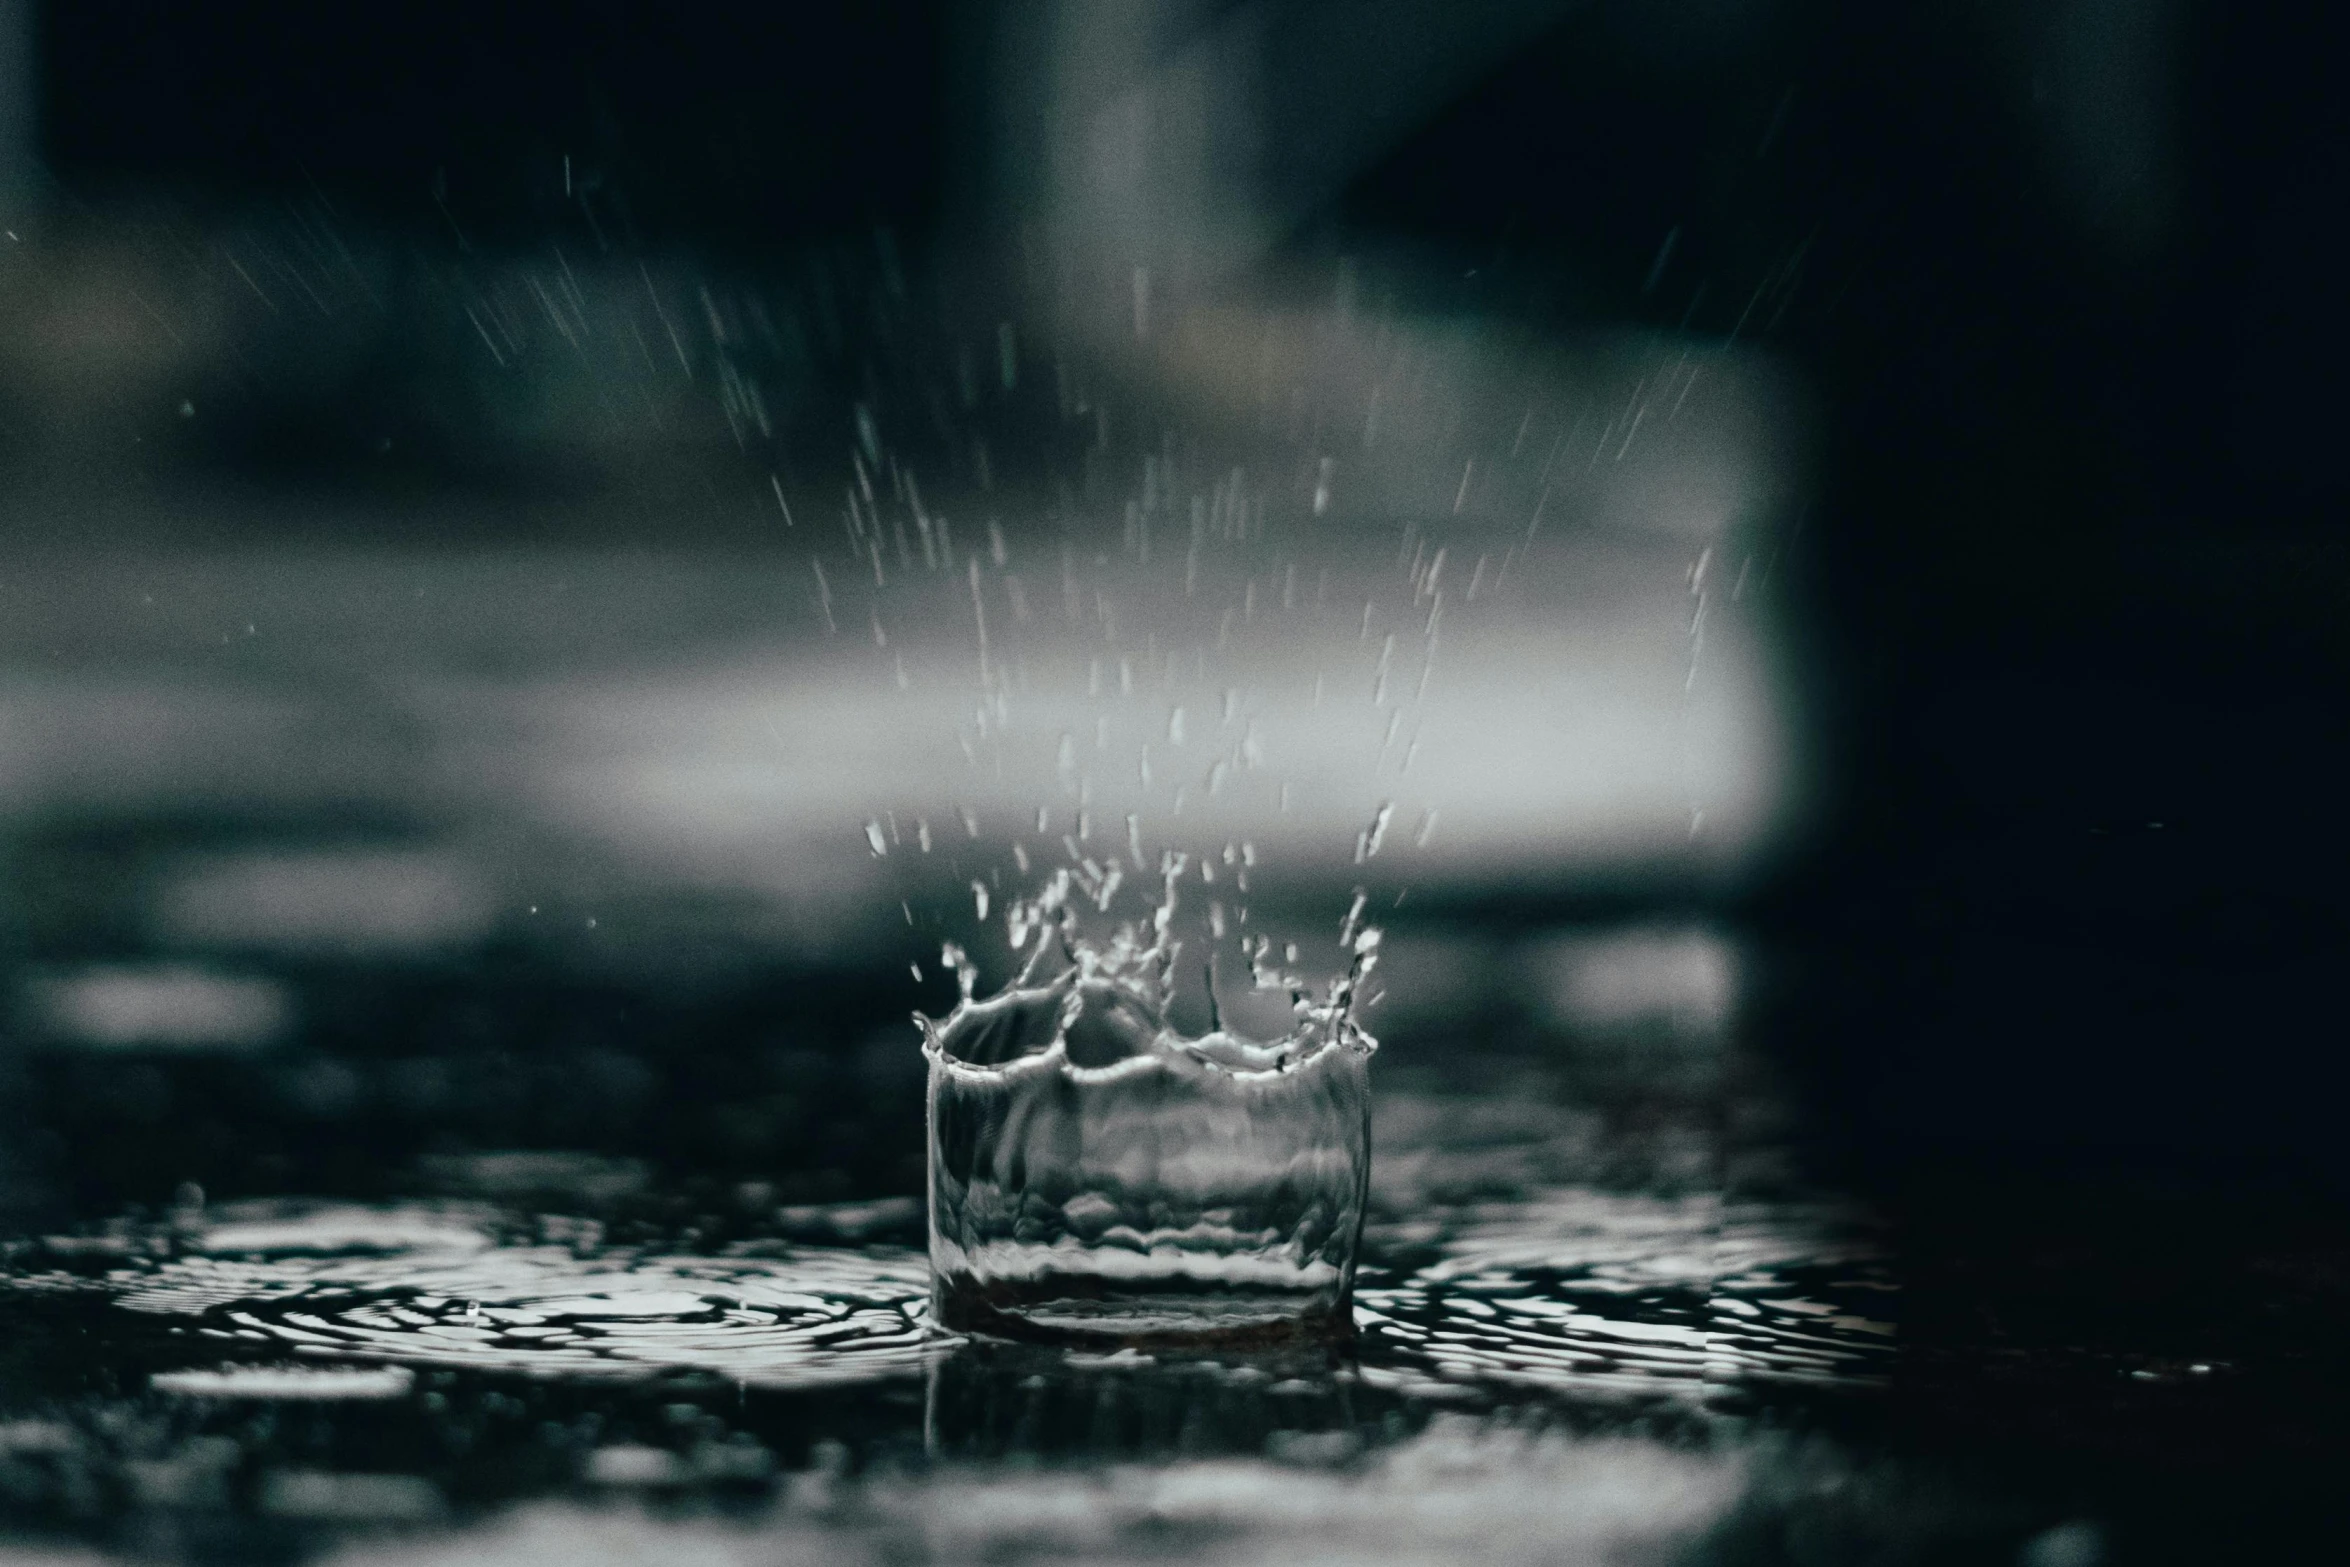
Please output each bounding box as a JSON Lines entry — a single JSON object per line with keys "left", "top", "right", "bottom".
{"left": 1356, "top": 1190, "right": 1895, "bottom": 1400}
{"left": 106, "top": 1205, "right": 935, "bottom": 1389}
{"left": 6, "top": 1191, "right": 1889, "bottom": 1405}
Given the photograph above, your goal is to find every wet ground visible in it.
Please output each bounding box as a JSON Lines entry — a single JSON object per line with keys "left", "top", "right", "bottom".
{"left": 0, "top": 1129, "right": 1888, "bottom": 1563}
{"left": 4, "top": 963, "right": 2344, "bottom": 1567}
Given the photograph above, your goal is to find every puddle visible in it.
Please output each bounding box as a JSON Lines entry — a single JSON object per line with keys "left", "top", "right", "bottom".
{"left": 0, "top": 1176, "right": 1902, "bottom": 1563}
{"left": 1357, "top": 1191, "right": 1894, "bottom": 1400}
{"left": 10, "top": 1187, "right": 1887, "bottom": 1406}
{"left": 95, "top": 1214, "right": 936, "bottom": 1390}
{"left": 151, "top": 1366, "right": 417, "bottom": 1400}
{"left": 16, "top": 1176, "right": 2252, "bottom": 1567}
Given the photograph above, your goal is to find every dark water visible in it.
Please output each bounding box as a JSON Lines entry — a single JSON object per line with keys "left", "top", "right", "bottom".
{"left": 0, "top": 1180, "right": 1891, "bottom": 1564}
{"left": 6, "top": 1019, "right": 2346, "bottom": 1566}
{"left": 0, "top": 925, "right": 1904, "bottom": 1566}
{"left": 6, "top": 1188, "right": 1890, "bottom": 1399}
{"left": 8, "top": 914, "right": 2347, "bottom": 1567}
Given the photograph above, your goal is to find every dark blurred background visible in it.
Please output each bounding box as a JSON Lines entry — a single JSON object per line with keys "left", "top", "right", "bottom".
{"left": 1, "top": 0, "right": 2346, "bottom": 1263}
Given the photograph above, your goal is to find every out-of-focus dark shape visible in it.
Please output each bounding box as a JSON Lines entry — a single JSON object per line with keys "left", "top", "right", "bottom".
{"left": 973, "top": 0, "right": 1583, "bottom": 299}
{"left": 0, "top": 2, "right": 30, "bottom": 228}
{"left": 21, "top": 964, "right": 291, "bottom": 1053}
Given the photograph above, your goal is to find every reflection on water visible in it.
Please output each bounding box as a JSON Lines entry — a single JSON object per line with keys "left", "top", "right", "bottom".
{"left": 308, "top": 1421, "right": 1746, "bottom": 1567}
{"left": 0, "top": 910, "right": 2127, "bottom": 1567}
{"left": 1360, "top": 1193, "right": 1893, "bottom": 1401}
{"left": 13, "top": 1190, "right": 1887, "bottom": 1406}
{"left": 0, "top": 1185, "right": 1901, "bottom": 1565}
{"left": 102, "top": 1204, "right": 934, "bottom": 1389}
{"left": 149, "top": 1366, "right": 416, "bottom": 1401}
{"left": 8, "top": 1160, "right": 2313, "bottom": 1562}
{"left": 0, "top": 876, "right": 1986, "bottom": 1566}
{"left": 0, "top": 902, "right": 1914, "bottom": 1563}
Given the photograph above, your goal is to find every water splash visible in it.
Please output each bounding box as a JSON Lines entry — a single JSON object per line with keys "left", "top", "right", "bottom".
{"left": 926, "top": 852, "right": 1380, "bottom": 1077}
{"left": 918, "top": 861, "right": 1382, "bottom": 1342}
